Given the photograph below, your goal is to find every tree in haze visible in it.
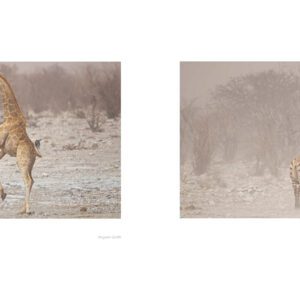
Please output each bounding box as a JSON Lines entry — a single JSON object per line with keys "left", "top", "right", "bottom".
{"left": 181, "top": 69, "right": 300, "bottom": 177}
{"left": 211, "top": 70, "right": 300, "bottom": 176}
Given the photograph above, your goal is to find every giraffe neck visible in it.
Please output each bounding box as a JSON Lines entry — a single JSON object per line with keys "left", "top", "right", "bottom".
{"left": 0, "top": 75, "right": 26, "bottom": 125}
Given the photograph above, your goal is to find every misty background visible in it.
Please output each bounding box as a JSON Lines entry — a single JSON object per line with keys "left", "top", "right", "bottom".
{"left": 181, "top": 62, "right": 300, "bottom": 217}
{"left": 181, "top": 62, "right": 300, "bottom": 176}
{"left": 0, "top": 62, "right": 120, "bottom": 120}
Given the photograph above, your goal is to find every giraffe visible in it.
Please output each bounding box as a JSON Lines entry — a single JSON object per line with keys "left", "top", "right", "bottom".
{"left": 0, "top": 74, "right": 41, "bottom": 214}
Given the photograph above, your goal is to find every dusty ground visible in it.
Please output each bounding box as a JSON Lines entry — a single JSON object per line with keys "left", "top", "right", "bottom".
{"left": 181, "top": 161, "right": 300, "bottom": 218}
{"left": 0, "top": 111, "right": 121, "bottom": 218}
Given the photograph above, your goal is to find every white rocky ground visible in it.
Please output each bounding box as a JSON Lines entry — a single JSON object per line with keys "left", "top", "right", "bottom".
{"left": 181, "top": 161, "right": 300, "bottom": 218}
{"left": 0, "top": 111, "right": 120, "bottom": 218}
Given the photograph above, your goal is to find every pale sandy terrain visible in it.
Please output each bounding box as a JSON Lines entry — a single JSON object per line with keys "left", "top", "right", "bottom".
{"left": 0, "top": 112, "right": 121, "bottom": 218}
{"left": 181, "top": 161, "right": 300, "bottom": 218}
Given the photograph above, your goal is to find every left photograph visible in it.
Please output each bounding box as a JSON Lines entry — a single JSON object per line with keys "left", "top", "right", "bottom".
{"left": 0, "top": 62, "right": 121, "bottom": 218}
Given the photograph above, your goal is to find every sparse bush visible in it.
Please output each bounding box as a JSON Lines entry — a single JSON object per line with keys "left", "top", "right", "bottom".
{"left": 191, "top": 116, "right": 214, "bottom": 175}
{"left": 86, "top": 96, "right": 107, "bottom": 132}
{"left": 181, "top": 101, "right": 216, "bottom": 175}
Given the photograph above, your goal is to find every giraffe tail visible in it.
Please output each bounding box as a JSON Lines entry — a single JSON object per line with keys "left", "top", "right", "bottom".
{"left": 34, "top": 145, "right": 42, "bottom": 158}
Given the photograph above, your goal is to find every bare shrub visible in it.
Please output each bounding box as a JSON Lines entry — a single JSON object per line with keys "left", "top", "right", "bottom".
{"left": 86, "top": 96, "right": 107, "bottom": 132}
{"left": 181, "top": 99, "right": 217, "bottom": 175}
{"left": 191, "top": 115, "right": 214, "bottom": 175}
{"left": 181, "top": 101, "right": 194, "bottom": 166}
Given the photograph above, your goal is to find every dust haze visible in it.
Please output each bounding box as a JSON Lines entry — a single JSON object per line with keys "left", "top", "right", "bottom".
{"left": 181, "top": 62, "right": 300, "bottom": 217}
{"left": 0, "top": 62, "right": 120, "bottom": 218}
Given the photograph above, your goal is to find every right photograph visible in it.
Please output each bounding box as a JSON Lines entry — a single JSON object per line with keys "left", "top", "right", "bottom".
{"left": 181, "top": 62, "right": 300, "bottom": 218}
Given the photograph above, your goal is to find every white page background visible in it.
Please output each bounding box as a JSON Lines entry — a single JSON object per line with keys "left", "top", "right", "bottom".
{"left": 0, "top": 0, "right": 299, "bottom": 299}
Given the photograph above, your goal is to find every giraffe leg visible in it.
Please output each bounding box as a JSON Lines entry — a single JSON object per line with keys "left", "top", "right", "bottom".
{"left": 16, "top": 143, "right": 35, "bottom": 214}
{"left": 0, "top": 124, "right": 10, "bottom": 201}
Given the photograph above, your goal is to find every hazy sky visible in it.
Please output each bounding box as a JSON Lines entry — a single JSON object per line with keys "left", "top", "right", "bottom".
{"left": 181, "top": 62, "right": 300, "bottom": 104}
{"left": 2, "top": 62, "right": 117, "bottom": 74}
